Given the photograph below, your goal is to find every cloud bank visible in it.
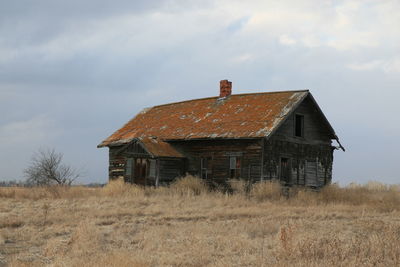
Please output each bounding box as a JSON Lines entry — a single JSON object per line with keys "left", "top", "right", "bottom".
{"left": 0, "top": 0, "right": 399, "bottom": 184}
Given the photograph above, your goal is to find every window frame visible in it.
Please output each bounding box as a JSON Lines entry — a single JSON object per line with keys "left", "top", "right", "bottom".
{"left": 200, "top": 156, "right": 212, "bottom": 180}
{"left": 294, "top": 113, "right": 305, "bottom": 138}
{"left": 229, "top": 156, "right": 242, "bottom": 179}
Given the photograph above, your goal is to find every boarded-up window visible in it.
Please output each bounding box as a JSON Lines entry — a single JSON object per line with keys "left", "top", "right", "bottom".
{"left": 305, "top": 160, "right": 318, "bottom": 187}
{"left": 124, "top": 158, "right": 133, "bottom": 183}
{"left": 126, "top": 158, "right": 133, "bottom": 176}
{"left": 149, "top": 159, "right": 156, "bottom": 178}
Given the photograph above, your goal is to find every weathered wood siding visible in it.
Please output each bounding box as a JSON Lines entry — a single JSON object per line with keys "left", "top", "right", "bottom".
{"left": 262, "top": 95, "right": 334, "bottom": 187}
{"left": 108, "top": 146, "right": 127, "bottom": 180}
{"left": 273, "top": 96, "right": 333, "bottom": 145}
{"left": 109, "top": 142, "right": 152, "bottom": 184}
{"left": 263, "top": 138, "right": 333, "bottom": 187}
{"left": 158, "top": 158, "right": 185, "bottom": 184}
{"left": 171, "top": 139, "right": 262, "bottom": 183}
{"left": 107, "top": 95, "right": 336, "bottom": 187}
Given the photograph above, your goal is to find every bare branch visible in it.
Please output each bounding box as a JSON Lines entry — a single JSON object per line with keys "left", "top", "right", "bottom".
{"left": 24, "top": 148, "right": 81, "bottom": 186}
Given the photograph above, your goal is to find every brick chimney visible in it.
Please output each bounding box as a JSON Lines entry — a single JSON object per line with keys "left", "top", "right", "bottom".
{"left": 220, "top": 79, "right": 232, "bottom": 98}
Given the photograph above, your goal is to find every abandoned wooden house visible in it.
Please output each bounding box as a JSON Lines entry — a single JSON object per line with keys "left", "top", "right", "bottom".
{"left": 98, "top": 80, "right": 344, "bottom": 187}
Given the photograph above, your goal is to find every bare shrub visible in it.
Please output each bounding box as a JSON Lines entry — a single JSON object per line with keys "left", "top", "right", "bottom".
{"left": 170, "top": 175, "right": 208, "bottom": 196}
{"left": 251, "top": 180, "right": 282, "bottom": 201}
{"left": 24, "top": 148, "right": 81, "bottom": 186}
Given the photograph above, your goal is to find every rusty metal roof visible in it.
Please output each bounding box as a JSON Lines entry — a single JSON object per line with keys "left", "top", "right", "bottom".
{"left": 98, "top": 90, "right": 310, "bottom": 150}
{"left": 138, "top": 137, "right": 184, "bottom": 158}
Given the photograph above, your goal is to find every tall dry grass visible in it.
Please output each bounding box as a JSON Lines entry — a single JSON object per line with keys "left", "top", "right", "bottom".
{"left": 1, "top": 176, "right": 400, "bottom": 266}
{"left": 169, "top": 175, "right": 209, "bottom": 196}
{"left": 1, "top": 177, "right": 399, "bottom": 211}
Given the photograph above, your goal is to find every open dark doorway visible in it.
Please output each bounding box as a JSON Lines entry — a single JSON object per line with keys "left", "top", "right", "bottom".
{"left": 134, "top": 158, "right": 148, "bottom": 185}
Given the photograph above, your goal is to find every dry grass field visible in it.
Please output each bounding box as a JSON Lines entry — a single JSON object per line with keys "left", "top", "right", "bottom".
{"left": 1, "top": 177, "right": 400, "bottom": 266}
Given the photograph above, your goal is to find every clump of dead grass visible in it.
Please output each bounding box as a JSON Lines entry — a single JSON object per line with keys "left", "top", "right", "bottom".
{"left": 101, "top": 178, "right": 144, "bottom": 197}
{"left": 290, "top": 182, "right": 400, "bottom": 212}
{"left": 251, "top": 180, "right": 282, "bottom": 201}
{"left": 228, "top": 179, "right": 249, "bottom": 195}
{"left": 1, "top": 177, "right": 399, "bottom": 212}
{"left": 0, "top": 185, "right": 101, "bottom": 200}
{"left": 273, "top": 223, "right": 400, "bottom": 266}
{"left": 1, "top": 177, "right": 400, "bottom": 266}
{"left": 169, "top": 175, "right": 208, "bottom": 196}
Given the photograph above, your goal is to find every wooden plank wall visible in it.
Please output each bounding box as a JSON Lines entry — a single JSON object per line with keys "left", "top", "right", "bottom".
{"left": 109, "top": 143, "right": 153, "bottom": 183}
{"left": 263, "top": 138, "right": 334, "bottom": 187}
{"left": 171, "top": 139, "right": 263, "bottom": 183}
{"left": 273, "top": 96, "right": 333, "bottom": 145}
{"left": 108, "top": 146, "right": 127, "bottom": 180}
{"left": 158, "top": 158, "right": 185, "bottom": 184}
{"left": 262, "top": 94, "right": 335, "bottom": 187}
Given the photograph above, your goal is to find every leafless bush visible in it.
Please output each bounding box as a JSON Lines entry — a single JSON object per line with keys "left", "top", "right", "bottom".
{"left": 24, "top": 148, "right": 81, "bottom": 186}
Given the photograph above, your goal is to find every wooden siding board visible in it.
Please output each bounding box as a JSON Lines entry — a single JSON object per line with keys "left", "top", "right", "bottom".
{"left": 158, "top": 158, "right": 184, "bottom": 182}
{"left": 305, "top": 160, "right": 318, "bottom": 187}
{"left": 263, "top": 137, "right": 333, "bottom": 187}
{"left": 273, "top": 96, "right": 332, "bottom": 145}
{"left": 171, "top": 139, "right": 262, "bottom": 182}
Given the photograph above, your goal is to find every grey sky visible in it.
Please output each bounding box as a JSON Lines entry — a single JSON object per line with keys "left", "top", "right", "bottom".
{"left": 1, "top": 0, "right": 399, "bottom": 185}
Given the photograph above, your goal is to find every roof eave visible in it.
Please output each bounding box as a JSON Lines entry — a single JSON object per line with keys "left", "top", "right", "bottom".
{"left": 97, "top": 138, "right": 136, "bottom": 148}
{"left": 164, "top": 136, "right": 264, "bottom": 142}
{"left": 307, "top": 93, "right": 345, "bottom": 151}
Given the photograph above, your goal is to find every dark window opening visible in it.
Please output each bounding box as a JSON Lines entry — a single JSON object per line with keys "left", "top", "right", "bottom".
{"left": 229, "top": 156, "right": 241, "bottom": 178}
{"left": 201, "top": 157, "right": 212, "bottom": 180}
{"left": 295, "top": 114, "right": 304, "bottom": 137}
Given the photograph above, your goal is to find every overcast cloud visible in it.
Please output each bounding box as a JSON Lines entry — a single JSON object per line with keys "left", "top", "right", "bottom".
{"left": 1, "top": 0, "right": 399, "bottom": 185}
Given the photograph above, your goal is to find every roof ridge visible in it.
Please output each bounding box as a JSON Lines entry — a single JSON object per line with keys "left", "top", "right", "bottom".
{"left": 149, "top": 89, "right": 309, "bottom": 109}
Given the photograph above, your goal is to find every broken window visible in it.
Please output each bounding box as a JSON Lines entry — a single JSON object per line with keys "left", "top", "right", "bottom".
{"left": 229, "top": 156, "right": 241, "bottom": 178}
{"left": 295, "top": 114, "right": 304, "bottom": 137}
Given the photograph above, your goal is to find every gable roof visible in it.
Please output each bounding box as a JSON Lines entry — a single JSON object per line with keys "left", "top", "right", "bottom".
{"left": 98, "top": 90, "right": 325, "bottom": 149}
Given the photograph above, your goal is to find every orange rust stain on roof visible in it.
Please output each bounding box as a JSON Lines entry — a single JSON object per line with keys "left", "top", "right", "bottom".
{"left": 99, "top": 90, "right": 309, "bottom": 148}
